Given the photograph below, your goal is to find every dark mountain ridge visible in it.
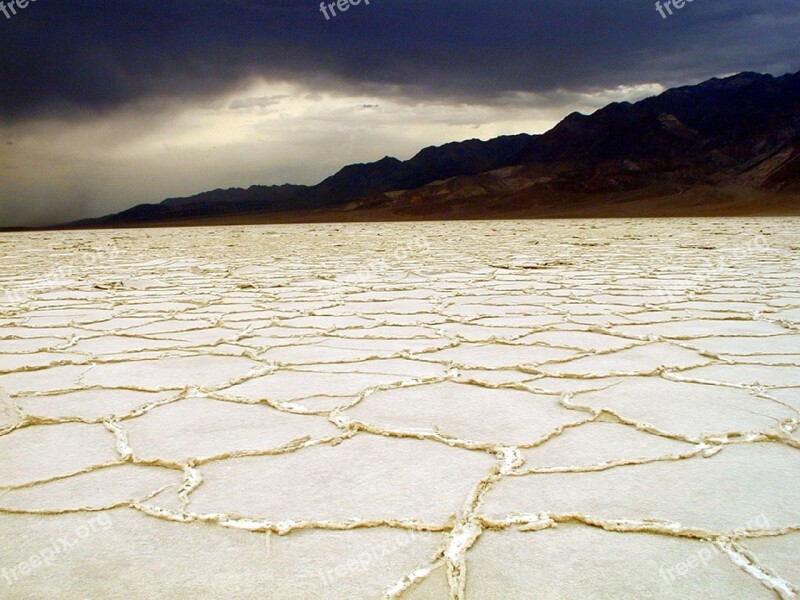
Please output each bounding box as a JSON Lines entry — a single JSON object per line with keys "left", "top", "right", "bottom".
{"left": 68, "top": 69, "right": 800, "bottom": 227}
{"left": 521, "top": 71, "right": 800, "bottom": 165}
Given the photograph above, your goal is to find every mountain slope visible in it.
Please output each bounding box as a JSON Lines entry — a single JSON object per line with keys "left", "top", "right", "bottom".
{"left": 75, "top": 134, "right": 535, "bottom": 226}
{"left": 67, "top": 70, "right": 800, "bottom": 227}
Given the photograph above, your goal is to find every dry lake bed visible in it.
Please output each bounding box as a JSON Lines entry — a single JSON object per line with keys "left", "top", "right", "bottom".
{"left": 0, "top": 218, "right": 799, "bottom": 599}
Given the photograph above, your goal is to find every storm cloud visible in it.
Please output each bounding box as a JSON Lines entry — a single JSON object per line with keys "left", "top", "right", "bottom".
{"left": 2, "top": 0, "right": 798, "bottom": 120}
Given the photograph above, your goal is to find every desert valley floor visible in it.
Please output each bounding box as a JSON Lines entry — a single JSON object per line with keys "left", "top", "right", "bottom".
{"left": 0, "top": 218, "right": 799, "bottom": 599}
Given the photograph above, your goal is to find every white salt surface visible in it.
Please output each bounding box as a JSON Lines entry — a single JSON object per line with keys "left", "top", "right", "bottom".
{"left": 0, "top": 218, "right": 798, "bottom": 599}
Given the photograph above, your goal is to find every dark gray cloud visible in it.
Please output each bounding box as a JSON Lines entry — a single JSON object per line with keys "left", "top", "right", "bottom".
{"left": 1, "top": 0, "right": 798, "bottom": 122}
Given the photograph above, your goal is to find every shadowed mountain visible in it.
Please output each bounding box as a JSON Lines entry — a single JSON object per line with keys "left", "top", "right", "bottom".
{"left": 66, "top": 69, "right": 800, "bottom": 228}
{"left": 69, "top": 184, "right": 309, "bottom": 226}
{"left": 70, "top": 133, "right": 534, "bottom": 226}
{"left": 510, "top": 71, "right": 800, "bottom": 187}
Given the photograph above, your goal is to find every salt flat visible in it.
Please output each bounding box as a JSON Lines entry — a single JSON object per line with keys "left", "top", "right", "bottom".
{"left": 0, "top": 218, "right": 798, "bottom": 599}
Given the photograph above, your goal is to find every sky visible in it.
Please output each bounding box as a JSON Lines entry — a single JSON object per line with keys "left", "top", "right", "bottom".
{"left": 0, "top": 0, "right": 798, "bottom": 227}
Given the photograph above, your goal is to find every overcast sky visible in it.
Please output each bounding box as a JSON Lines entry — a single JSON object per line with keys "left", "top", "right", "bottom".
{"left": 0, "top": 0, "right": 798, "bottom": 227}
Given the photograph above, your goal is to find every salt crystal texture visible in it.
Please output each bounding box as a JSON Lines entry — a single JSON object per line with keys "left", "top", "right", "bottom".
{"left": 0, "top": 219, "right": 798, "bottom": 599}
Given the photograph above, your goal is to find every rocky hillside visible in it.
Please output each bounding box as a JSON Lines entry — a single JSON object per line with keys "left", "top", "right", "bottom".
{"left": 69, "top": 70, "right": 800, "bottom": 227}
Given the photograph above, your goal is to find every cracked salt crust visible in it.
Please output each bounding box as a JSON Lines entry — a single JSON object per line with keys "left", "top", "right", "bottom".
{"left": 0, "top": 464, "right": 182, "bottom": 512}
{"left": 466, "top": 527, "right": 775, "bottom": 599}
{"left": 742, "top": 533, "right": 800, "bottom": 591}
{"left": 481, "top": 443, "right": 800, "bottom": 532}
{"left": 0, "top": 218, "right": 798, "bottom": 599}
{"left": 575, "top": 377, "right": 796, "bottom": 439}
{"left": 187, "top": 435, "right": 495, "bottom": 523}
{"left": 123, "top": 397, "right": 342, "bottom": 463}
{"left": 344, "top": 381, "right": 587, "bottom": 446}
{"left": 518, "top": 421, "right": 694, "bottom": 470}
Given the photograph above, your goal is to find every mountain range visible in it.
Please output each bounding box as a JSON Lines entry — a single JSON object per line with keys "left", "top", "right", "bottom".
{"left": 66, "top": 69, "right": 800, "bottom": 228}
